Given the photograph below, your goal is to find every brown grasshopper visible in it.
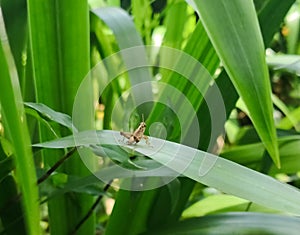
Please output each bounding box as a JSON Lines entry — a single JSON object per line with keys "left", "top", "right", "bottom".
{"left": 120, "top": 115, "right": 150, "bottom": 145}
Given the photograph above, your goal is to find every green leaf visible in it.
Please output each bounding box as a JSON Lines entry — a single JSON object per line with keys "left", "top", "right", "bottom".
{"left": 272, "top": 94, "right": 300, "bottom": 131}
{"left": 144, "top": 212, "right": 300, "bottom": 235}
{"left": 24, "top": 102, "right": 73, "bottom": 130}
{"left": 188, "top": 0, "right": 280, "bottom": 167}
{"left": 278, "top": 107, "right": 300, "bottom": 130}
{"left": 34, "top": 130, "right": 300, "bottom": 216}
{"left": 0, "top": 136, "right": 14, "bottom": 157}
{"left": 0, "top": 176, "right": 27, "bottom": 235}
{"left": 285, "top": 2, "right": 300, "bottom": 54}
{"left": 0, "top": 157, "right": 14, "bottom": 182}
{"left": 162, "top": 1, "right": 188, "bottom": 49}
{"left": 256, "top": 0, "right": 296, "bottom": 46}
{"left": 267, "top": 54, "right": 300, "bottom": 75}
{"left": 91, "top": 7, "right": 153, "bottom": 117}
{"left": 182, "top": 194, "right": 249, "bottom": 218}
{"left": 27, "top": 0, "right": 94, "bottom": 234}
{"left": 182, "top": 194, "right": 282, "bottom": 218}
{"left": 221, "top": 135, "right": 300, "bottom": 174}
{"left": 1, "top": 0, "right": 28, "bottom": 82}
{"left": 131, "top": 0, "right": 154, "bottom": 44}
{"left": 0, "top": 9, "right": 40, "bottom": 235}
{"left": 39, "top": 172, "right": 103, "bottom": 199}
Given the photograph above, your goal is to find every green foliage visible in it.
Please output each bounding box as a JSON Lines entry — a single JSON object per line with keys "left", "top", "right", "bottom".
{"left": 0, "top": 6, "right": 40, "bottom": 235}
{"left": 0, "top": 0, "right": 299, "bottom": 234}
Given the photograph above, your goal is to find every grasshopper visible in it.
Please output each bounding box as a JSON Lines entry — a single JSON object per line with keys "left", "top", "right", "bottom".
{"left": 120, "top": 115, "right": 150, "bottom": 145}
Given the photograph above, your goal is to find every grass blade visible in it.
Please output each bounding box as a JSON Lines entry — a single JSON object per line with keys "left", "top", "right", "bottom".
{"left": 144, "top": 212, "right": 300, "bottom": 235}
{"left": 188, "top": 0, "right": 280, "bottom": 166}
{"left": 34, "top": 130, "right": 300, "bottom": 216}
{"left": 0, "top": 8, "right": 40, "bottom": 235}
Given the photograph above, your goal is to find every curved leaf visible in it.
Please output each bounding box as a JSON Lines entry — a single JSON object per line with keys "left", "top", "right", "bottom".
{"left": 91, "top": 7, "right": 153, "bottom": 117}
{"left": 144, "top": 212, "right": 300, "bottom": 235}
{"left": 25, "top": 102, "right": 73, "bottom": 130}
{"left": 0, "top": 9, "right": 40, "bottom": 235}
{"left": 187, "top": 0, "right": 280, "bottom": 167}
{"left": 267, "top": 54, "right": 300, "bottom": 75}
{"left": 34, "top": 130, "right": 300, "bottom": 215}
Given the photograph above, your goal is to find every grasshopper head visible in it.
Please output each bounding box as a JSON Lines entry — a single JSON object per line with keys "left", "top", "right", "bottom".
{"left": 140, "top": 122, "right": 146, "bottom": 128}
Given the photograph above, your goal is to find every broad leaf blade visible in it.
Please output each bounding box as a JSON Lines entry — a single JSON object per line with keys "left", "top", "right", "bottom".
{"left": 25, "top": 102, "right": 73, "bottom": 130}
{"left": 144, "top": 212, "right": 300, "bottom": 235}
{"left": 0, "top": 9, "right": 40, "bottom": 235}
{"left": 34, "top": 130, "right": 300, "bottom": 215}
{"left": 188, "top": 0, "right": 280, "bottom": 167}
